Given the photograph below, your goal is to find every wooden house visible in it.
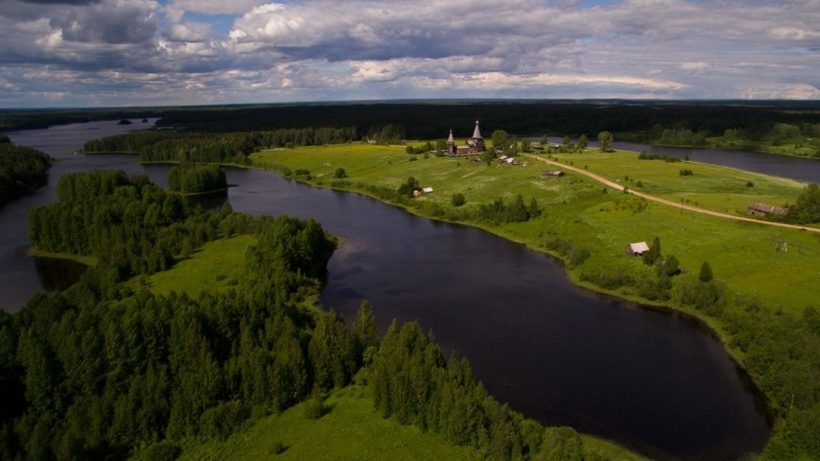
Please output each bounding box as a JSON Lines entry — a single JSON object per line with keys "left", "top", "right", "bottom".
{"left": 747, "top": 202, "right": 789, "bottom": 217}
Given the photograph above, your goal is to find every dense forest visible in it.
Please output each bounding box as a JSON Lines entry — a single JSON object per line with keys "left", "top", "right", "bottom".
{"left": 5, "top": 101, "right": 820, "bottom": 147}
{"left": 3, "top": 170, "right": 602, "bottom": 460}
{"left": 167, "top": 164, "right": 227, "bottom": 194}
{"left": 0, "top": 138, "right": 52, "bottom": 207}
{"left": 82, "top": 127, "right": 358, "bottom": 164}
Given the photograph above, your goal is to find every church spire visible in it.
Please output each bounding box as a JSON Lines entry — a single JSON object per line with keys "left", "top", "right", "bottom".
{"left": 472, "top": 120, "right": 483, "bottom": 139}
{"left": 447, "top": 129, "right": 454, "bottom": 144}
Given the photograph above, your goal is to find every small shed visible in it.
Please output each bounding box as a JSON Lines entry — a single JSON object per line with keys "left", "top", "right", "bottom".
{"left": 422, "top": 187, "right": 434, "bottom": 194}
{"left": 747, "top": 202, "right": 789, "bottom": 217}
{"left": 625, "top": 242, "right": 650, "bottom": 256}
{"left": 543, "top": 170, "right": 564, "bottom": 177}
{"left": 504, "top": 157, "right": 517, "bottom": 165}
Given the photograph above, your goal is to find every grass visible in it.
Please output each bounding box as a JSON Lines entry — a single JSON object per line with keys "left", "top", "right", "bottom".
{"left": 252, "top": 143, "right": 820, "bottom": 313}
{"left": 173, "top": 386, "right": 645, "bottom": 461}
{"left": 130, "top": 235, "right": 256, "bottom": 296}
{"left": 175, "top": 387, "right": 478, "bottom": 461}
{"left": 549, "top": 149, "right": 809, "bottom": 217}
{"left": 26, "top": 248, "right": 98, "bottom": 266}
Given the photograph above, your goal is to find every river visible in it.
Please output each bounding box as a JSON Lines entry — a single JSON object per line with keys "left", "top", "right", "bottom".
{"left": 1, "top": 122, "right": 789, "bottom": 460}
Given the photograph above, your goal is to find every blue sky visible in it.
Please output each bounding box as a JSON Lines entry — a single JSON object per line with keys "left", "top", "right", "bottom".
{"left": 0, "top": 0, "right": 817, "bottom": 107}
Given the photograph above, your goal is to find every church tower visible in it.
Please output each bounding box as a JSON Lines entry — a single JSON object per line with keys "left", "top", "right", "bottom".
{"left": 447, "top": 129, "right": 456, "bottom": 155}
{"left": 471, "top": 120, "right": 485, "bottom": 152}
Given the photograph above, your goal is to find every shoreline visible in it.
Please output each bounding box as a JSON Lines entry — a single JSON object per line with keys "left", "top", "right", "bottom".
{"left": 248, "top": 161, "right": 778, "bottom": 435}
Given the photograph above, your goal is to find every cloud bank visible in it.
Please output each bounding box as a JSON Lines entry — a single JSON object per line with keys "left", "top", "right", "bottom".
{"left": 0, "top": 0, "right": 817, "bottom": 107}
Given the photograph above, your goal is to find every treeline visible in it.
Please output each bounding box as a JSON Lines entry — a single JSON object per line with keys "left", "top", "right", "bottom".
{"left": 167, "top": 164, "right": 227, "bottom": 194}
{"left": 0, "top": 140, "right": 52, "bottom": 206}
{"left": 82, "top": 127, "right": 357, "bottom": 164}
{"left": 28, "top": 170, "right": 239, "bottom": 278}
{"left": 477, "top": 194, "right": 541, "bottom": 224}
{"left": 140, "top": 101, "right": 820, "bottom": 141}
{"left": 782, "top": 183, "right": 820, "bottom": 225}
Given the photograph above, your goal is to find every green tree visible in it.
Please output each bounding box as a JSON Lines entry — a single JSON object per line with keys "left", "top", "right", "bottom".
{"left": 598, "top": 131, "right": 614, "bottom": 152}
{"left": 451, "top": 193, "right": 466, "bottom": 207}
{"left": 481, "top": 149, "right": 496, "bottom": 166}
{"left": 353, "top": 300, "right": 378, "bottom": 364}
{"left": 577, "top": 134, "right": 588, "bottom": 151}
{"left": 786, "top": 183, "right": 820, "bottom": 224}
{"left": 333, "top": 167, "right": 347, "bottom": 179}
{"left": 491, "top": 130, "right": 510, "bottom": 152}
{"left": 699, "top": 261, "right": 713, "bottom": 282}
{"left": 642, "top": 237, "right": 661, "bottom": 266}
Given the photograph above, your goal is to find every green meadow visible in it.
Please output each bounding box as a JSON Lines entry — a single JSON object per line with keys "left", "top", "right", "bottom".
{"left": 174, "top": 386, "right": 645, "bottom": 461}
{"left": 130, "top": 234, "right": 256, "bottom": 296}
{"left": 251, "top": 143, "right": 819, "bottom": 313}
{"left": 548, "top": 149, "right": 808, "bottom": 216}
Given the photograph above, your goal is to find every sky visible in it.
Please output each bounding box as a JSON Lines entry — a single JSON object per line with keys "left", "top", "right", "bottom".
{"left": 0, "top": 0, "right": 818, "bottom": 107}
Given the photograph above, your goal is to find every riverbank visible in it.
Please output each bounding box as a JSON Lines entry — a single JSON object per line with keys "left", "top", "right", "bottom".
{"left": 249, "top": 142, "right": 820, "bottom": 458}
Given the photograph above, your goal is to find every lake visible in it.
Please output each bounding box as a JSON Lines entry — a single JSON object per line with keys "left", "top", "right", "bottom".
{"left": 1, "top": 122, "right": 783, "bottom": 460}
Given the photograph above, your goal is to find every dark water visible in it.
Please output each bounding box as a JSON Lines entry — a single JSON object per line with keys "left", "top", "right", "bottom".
{"left": 0, "top": 122, "right": 778, "bottom": 460}
{"left": 614, "top": 142, "right": 820, "bottom": 183}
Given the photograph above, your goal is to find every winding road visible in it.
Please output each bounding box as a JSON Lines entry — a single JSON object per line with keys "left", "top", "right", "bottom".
{"left": 524, "top": 153, "right": 820, "bottom": 234}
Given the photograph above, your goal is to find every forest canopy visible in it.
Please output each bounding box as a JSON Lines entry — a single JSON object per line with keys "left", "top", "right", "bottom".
{"left": 0, "top": 142, "right": 51, "bottom": 206}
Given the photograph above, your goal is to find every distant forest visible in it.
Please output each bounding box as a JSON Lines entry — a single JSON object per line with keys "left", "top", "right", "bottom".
{"left": 4, "top": 100, "right": 820, "bottom": 142}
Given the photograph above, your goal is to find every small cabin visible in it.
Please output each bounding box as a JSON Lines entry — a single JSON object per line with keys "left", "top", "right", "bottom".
{"left": 422, "top": 187, "right": 434, "bottom": 194}
{"left": 543, "top": 170, "right": 564, "bottom": 177}
{"left": 747, "top": 202, "right": 788, "bottom": 217}
{"left": 625, "top": 242, "right": 649, "bottom": 256}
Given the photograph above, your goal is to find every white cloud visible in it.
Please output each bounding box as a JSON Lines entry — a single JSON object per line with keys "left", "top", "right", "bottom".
{"left": 0, "top": 0, "right": 818, "bottom": 106}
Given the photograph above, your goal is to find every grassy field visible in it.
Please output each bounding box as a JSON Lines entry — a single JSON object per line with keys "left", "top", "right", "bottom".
{"left": 129, "top": 235, "right": 256, "bottom": 296}
{"left": 174, "top": 386, "right": 645, "bottom": 461}
{"left": 252, "top": 143, "right": 819, "bottom": 312}
{"left": 548, "top": 149, "right": 809, "bottom": 216}
{"left": 176, "top": 387, "right": 478, "bottom": 461}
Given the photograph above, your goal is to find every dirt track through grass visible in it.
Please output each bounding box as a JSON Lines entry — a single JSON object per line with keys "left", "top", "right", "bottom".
{"left": 525, "top": 153, "right": 820, "bottom": 234}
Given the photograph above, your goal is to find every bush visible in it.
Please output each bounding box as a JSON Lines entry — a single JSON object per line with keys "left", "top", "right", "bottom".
{"left": 304, "top": 397, "right": 326, "bottom": 420}
{"left": 699, "top": 261, "right": 713, "bottom": 282}
{"left": 451, "top": 192, "right": 466, "bottom": 207}
{"left": 135, "top": 442, "right": 181, "bottom": 461}
{"left": 333, "top": 167, "right": 347, "bottom": 179}
{"left": 679, "top": 169, "right": 694, "bottom": 176}
{"left": 199, "top": 401, "right": 249, "bottom": 440}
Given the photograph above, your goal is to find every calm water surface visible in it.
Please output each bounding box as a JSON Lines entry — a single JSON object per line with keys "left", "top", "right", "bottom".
{"left": 0, "top": 122, "right": 779, "bottom": 460}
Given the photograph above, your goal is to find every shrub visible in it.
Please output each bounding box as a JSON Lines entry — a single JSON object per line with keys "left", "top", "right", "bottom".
{"left": 304, "top": 397, "right": 326, "bottom": 420}
{"left": 333, "top": 167, "right": 347, "bottom": 179}
{"left": 451, "top": 192, "right": 466, "bottom": 207}
{"left": 699, "top": 261, "right": 713, "bottom": 282}
{"left": 746, "top": 181, "right": 754, "bottom": 188}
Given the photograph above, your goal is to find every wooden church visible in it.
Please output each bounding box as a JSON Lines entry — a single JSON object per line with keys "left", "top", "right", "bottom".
{"left": 446, "top": 120, "right": 486, "bottom": 156}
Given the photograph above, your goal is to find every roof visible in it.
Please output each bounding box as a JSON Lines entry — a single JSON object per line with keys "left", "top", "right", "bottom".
{"left": 447, "top": 130, "right": 454, "bottom": 143}
{"left": 422, "top": 187, "right": 434, "bottom": 193}
{"left": 627, "top": 242, "right": 650, "bottom": 253}
{"left": 472, "top": 120, "right": 483, "bottom": 139}
{"left": 748, "top": 202, "right": 789, "bottom": 215}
